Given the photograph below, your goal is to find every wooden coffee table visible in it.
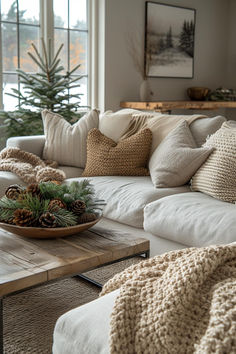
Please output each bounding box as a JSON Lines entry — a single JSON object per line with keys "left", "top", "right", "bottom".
{"left": 0, "top": 226, "right": 149, "bottom": 353}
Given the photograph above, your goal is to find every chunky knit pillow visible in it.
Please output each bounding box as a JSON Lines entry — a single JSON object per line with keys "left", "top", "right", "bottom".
{"left": 82, "top": 128, "right": 152, "bottom": 176}
{"left": 191, "top": 121, "right": 236, "bottom": 203}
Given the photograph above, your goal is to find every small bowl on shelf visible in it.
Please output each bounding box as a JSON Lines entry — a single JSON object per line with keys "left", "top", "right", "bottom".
{"left": 187, "top": 87, "right": 210, "bottom": 101}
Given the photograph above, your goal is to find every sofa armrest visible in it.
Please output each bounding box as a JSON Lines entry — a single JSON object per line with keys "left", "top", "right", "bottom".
{"left": 7, "top": 135, "right": 45, "bottom": 157}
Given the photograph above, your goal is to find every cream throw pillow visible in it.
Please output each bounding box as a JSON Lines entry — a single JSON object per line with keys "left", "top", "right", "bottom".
{"left": 149, "top": 120, "right": 213, "bottom": 188}
{"left": 99, "top": 109, "right": 144, "bottom": 142}
{"left": 42, "top": 109, "right": 99, "bottom": 168}
{"left": 191, "top": 121, "right": 236, "bottom": 203}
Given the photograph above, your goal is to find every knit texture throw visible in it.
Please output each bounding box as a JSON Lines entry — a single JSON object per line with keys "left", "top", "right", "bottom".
{"left": 0, "top": 147, "right": 65, "bottom": 184}
{"left": 101, "top": 244, "right": 236, "bottom": 354}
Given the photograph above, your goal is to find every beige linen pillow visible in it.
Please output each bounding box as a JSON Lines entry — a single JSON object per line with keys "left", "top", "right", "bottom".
{"left": 149, "top": 120, "right": 213, "bottom": 188}
{"left": 42, "top": 109, "right": 99, "bottom": 168}
{"left": 191, "top": 121, "right": 236, "bottom": 203}
{"left": 121, "top": 113, "right": 206, "bottom": 155}
{"left": 82, "top": 128, "right": 152, "bottom": 176}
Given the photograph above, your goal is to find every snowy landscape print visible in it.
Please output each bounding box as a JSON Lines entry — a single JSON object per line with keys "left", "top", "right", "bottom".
{"left": 145, "top": 2, "right": 195, "bottom": 78}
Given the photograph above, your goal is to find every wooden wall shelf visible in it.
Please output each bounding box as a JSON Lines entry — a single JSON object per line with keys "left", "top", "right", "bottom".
{"left": 120, "top": 101, "right": 236, "bottom": 112}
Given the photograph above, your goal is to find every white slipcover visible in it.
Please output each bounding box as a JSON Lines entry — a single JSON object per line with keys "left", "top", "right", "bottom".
{"left": 53, "top": 289, "right": 119, "bottom": 354}
{"left": 65, "top": 176, "right": 190, "bottom": 228}
{"left": 144, "top": 192, "right": 236, "bottom": 247}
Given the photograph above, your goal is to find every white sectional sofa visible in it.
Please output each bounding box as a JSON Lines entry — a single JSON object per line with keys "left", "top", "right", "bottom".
{"left": 1, "top": 114, "right": 236, "bottom": 353}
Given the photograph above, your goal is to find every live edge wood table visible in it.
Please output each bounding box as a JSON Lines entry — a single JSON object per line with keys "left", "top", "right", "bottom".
{"left": 120, "top": 100, "right": 236, "bottom": 113}
{"left": 0, "top": 226, "right": 149, "bottom": 354}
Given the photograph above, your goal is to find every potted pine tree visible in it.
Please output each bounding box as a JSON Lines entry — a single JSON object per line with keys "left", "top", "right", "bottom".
{"left": 0, "top": 38, "right": 83, "bottom": 137}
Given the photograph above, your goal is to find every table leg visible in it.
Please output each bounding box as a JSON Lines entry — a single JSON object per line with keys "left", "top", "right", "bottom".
{"left": 0, "top": 298, "right": 3, "bottom": 354}
{"left": 75, "top": 274, "right": 103, "bottom": 288}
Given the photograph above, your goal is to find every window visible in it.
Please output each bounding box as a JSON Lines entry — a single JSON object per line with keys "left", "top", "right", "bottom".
{"left": 53, "top": 0, "right": 88, "bottom": 107}
{"left": 0, "top": 0, "right": 89, "bottom": 110}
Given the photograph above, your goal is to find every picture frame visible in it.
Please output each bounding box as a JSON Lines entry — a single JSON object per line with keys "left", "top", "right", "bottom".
{"left": 145, "top": 1, "right": 196, "bottom": 79}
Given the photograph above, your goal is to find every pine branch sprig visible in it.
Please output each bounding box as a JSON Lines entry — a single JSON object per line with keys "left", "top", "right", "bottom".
{"left": 50, "top": 207, "right": 78, "bottom": 227}
{"left": 0, "top": 196, "right": 21, "bottom": 222}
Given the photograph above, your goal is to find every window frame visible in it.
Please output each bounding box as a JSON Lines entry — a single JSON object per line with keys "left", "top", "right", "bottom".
{"left": 0, "top": 0, "right": 94, "bottom": 110}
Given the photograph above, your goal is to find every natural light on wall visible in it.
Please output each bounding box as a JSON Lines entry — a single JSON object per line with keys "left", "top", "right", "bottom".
{"left": 0, "top": 0, "right": 88, "bottom": 110}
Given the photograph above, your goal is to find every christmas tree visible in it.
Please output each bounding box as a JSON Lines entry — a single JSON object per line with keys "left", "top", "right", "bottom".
{"left": 0, "top": 38, "right": 83, "bottom": 137}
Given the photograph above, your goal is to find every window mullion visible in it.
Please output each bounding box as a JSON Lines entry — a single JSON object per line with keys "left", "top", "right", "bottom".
{"left": 40, "top": 0, "right": 54, "bottom": 60}
{"left": 0, "top": 1, "right": 3, "bottom": 109}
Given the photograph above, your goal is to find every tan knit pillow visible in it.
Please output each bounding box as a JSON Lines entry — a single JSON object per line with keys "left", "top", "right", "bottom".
{"left": 82, "top": 128, "right": 152, "bottom": 176}
{"left": 191, "top": 121, "right": 236, "bottom": 203}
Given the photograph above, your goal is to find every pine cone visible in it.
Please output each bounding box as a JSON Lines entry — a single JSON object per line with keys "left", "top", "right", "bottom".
{"left": 48, "top": 198, "right": 66, "bottom": 211}
{"left": 5, "top": 184, "right": 23, "bottom": 200}
{"left": 26, "top": 183, "right": 41, "bottom": 197}
{"left": 71, "top": 200, "right": 86, "bottom": 215}
{"left": 50, "top": 180, "right": 61, "bottom": 185}
{"left": 13, "top": 209, "right": 34, "bottom": 227}
{"left": 77, "top": 213, "right": 97, "bottom": 224}
{"left": 39, "top": 212, "right": 57, "bottom": 228}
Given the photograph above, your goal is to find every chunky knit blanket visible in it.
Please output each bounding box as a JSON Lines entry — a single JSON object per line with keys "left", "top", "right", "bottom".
{"left": 101, "top": 244, "right": 236, "bottom": 354}
{"left": 0, "top": 147, "right": 65, "bottom": 184}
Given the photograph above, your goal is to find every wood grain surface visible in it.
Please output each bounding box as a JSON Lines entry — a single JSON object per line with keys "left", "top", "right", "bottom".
{"left": 0, "top": 226, "right": 149, "bottom": 297}
{"left": 120, "top": 101, "right": 236, "bottom": 111}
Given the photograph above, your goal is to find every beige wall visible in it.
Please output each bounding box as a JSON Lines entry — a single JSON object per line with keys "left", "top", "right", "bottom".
{"left": 100, "top": 0, "right": 233, "bottom": 116}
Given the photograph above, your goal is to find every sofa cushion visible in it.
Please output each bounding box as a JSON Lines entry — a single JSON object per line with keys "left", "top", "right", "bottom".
{"left": 82, "top": 128, "right": 152, "bottom": 177}
{"left": 42, "top": 109, "right": 99, "bottom": 168}
{"left": 144, "top": 192, "right": 236, "bottom": 247}
{"left": 65, "top": 176, "right": 190, "bottom": 228}
{"left": 189, "top": 115, "right": 225, "bottom": 146}
{"left": 121, "top": 113, "right": 205, "bottom": 155}
{"left": 58, "top": 166, "right": 83, "bottom": 179}
{"left": 149, "top": 120, "right": 213, "bottom": 188}
{"left": 53, "top": 289, "right": 119, "bottom": 354}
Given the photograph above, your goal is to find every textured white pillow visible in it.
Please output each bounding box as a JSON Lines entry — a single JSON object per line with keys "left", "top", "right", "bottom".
{"left": 42, "top": 109, "right": 99, "bottom": 168}
{"left": 149, "top": 120, "right": 213, "bottom": 188}
{"left": 191, "top": 121, "right": 236, "bottom": 203}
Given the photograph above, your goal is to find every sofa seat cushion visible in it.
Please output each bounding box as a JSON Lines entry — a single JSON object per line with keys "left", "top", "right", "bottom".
{"left": 65, "top": 176, "right": 190, "bottom": 228}
{"left": 53, "top": 289, "right": 119, "bottom": 354}
{"left": 58, "top": 166, "right": 83, "bottom": 179}
{"left": 144, "top": 192, "right": 236, "bottom": 247}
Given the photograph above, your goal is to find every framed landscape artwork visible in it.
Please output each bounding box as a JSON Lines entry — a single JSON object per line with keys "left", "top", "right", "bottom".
{"left": 145, "top": 2, "right": 196, "bottom": 78}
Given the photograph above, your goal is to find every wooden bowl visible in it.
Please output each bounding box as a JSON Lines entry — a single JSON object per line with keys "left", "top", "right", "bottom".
{"left": 187, "top": 87, "right": 210, "bottom": 101}
{"left": 0, "top": 218, "right": 101, "bottom": 239}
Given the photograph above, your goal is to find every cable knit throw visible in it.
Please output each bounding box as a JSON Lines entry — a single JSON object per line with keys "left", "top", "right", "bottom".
{"left": 0, "top": 147, "right": 65, "bottom": 184}
{"left": 101, "top": 244, "right": 236, "bottom": 354}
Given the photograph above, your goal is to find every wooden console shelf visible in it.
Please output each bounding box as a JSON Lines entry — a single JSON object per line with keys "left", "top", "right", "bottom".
{"left": 120, "top": 101, "right": 236, "bottom": 112}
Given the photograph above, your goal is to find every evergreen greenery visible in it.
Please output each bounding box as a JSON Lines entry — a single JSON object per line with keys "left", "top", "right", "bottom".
{"left": 0, "top": 181, "right": 105, "bottom": 228}
{"left": 0, "top": 38, "right": 83, "bottom": 137}
{"left": 50, "top": 208, "right": 77, "bottom": 227}
{"left": 0, "top": 196, "right": 21, "bottom": 222}
{"left": 18, "top": 193, "right": 49, "bottom": 220}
